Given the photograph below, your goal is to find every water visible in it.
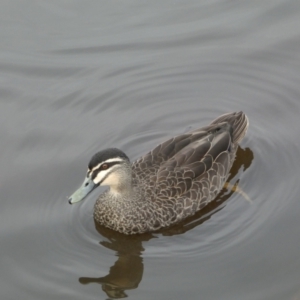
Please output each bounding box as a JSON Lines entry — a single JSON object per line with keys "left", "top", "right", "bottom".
{"left": 1, "top": 1, "right": 300, "bottom": 299}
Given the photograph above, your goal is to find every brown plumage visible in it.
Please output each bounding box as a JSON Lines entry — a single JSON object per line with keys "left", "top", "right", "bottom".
{"left": 69, "top": 112, "right": 249, "bottom": 234}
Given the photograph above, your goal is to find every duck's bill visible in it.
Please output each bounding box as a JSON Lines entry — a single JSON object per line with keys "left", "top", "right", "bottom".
{"left": 68, "top": 177, "right": 97, "bottom": 204}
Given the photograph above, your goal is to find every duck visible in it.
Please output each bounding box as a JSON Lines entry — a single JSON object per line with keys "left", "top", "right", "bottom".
{"left": 69, "top": 111, "right": 249, "bottom": 234}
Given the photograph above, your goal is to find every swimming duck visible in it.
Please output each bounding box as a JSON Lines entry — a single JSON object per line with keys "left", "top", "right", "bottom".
{"left": 69, "top": 111, "right": 249, "bottom": 234}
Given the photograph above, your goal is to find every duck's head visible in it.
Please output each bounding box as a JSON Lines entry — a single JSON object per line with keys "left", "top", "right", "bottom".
{"left": 68, "top": 148, "right": 131, "bottom": 204}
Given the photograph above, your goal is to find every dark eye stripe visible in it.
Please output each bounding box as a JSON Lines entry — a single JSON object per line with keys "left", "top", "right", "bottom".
{"left": 91, "top": 161, "right": 121, "bottom": 180}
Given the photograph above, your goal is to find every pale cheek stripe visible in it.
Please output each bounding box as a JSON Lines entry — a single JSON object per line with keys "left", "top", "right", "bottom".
{"left": 93, "top": 164, "right": 121, "bottom": 184}
{"left": 94, "top": 169, "right": 110, "bottom": 184}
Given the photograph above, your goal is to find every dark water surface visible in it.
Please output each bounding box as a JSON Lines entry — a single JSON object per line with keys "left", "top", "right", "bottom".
{"left": 1, "top": 1, "right": 300, "bottom": 299}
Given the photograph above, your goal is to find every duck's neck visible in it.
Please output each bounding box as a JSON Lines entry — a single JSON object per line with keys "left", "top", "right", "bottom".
{"left": 94, "top": 166, "right": 149, "bottom": 234}
{"left": 106, "top": 165, "right": 133, "bottom": 196}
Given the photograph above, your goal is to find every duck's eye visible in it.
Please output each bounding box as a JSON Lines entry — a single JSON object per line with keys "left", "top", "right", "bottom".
{"left": 101, "top": 163, "right": 109, "bottom": 170}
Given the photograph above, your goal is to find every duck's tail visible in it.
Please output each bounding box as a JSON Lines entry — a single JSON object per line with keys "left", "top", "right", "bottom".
{"left": 210, "top": 111, "right": 249, "bottom": 144}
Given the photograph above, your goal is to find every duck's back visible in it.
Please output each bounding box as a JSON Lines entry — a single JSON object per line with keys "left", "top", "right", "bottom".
{"left": 131, "top": 111, "right": 249, "bottom": 223}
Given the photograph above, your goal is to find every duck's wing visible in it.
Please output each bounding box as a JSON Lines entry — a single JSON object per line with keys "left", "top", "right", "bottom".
{"left": 132, "top": 111, "right": 248, "bottom": 185}
{"left": 153, "top": 127, "right": 233, "bottom": 202}
{"left": 132, "top": 130, "right": 212, "bottom": 182}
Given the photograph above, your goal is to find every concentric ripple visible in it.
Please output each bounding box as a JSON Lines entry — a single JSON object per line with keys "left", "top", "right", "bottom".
{"left": 1, "top": 1, "right": 300, "bottom": 300}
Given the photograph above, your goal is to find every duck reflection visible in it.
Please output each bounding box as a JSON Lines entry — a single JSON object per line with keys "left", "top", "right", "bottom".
{"left": 79, "top": 146, "right": 253, "bottom": 299}
{"left": 79, "top": 225, "right": 152, "bottom": 298}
